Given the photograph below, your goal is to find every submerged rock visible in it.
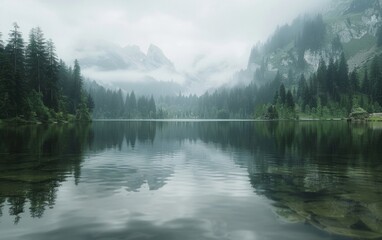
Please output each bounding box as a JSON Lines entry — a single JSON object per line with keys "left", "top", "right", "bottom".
{"left": 304, "top": 198, "right": 351, "bottom": 218}
{"left": 363, "top": 202, "right": 382, "bottom": 233}
{"left": 273, "top": 206, "right": 306, "bottom": 223}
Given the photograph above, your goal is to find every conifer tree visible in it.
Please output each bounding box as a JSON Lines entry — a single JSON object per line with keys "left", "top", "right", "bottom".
{"left": 5, "top": 23, "right": 27, "bottom": 117}
{"left": 72, "top": 59, "right": 82, "bottom": 112}
{"left": 129, "top": 91, "right": 137, "bottom": 116}
{"left": 45, "top": 39, "right": 59, "bottom": 110}
{"left": 286, "top": 90, "right": 295, "bottom": 109}
{"left": 297, "top": 74, "right": 309, "bottom": 110}
{"left": 124, "top": 93, "right": 130, "bottom": 118}
{"left": 349, "top": 69, "right": 359, "bottom": 93}
{"left": 338, "top": 53, "right": 349, "bottom": 93}
{"left": 362, "top": 69, "right": 370, "bottom": 95}
{"left": 0, "top": 32, "right": 8, "bottom": 117}
{"left": 326, "top": 57, "right": 337, "bottom": 100}
{"left": 369, "top": 56, "right": 381, "bottom": 103}
{"left": 317, "top": 58, "right": 327, "bottom": 94}
{"left": 279, "top": 83, "right": 286, "bottom": 104}
{"left": 25, "top": 27, "right": 47, "bottom": 94}
{"left": 149, "top": 95, "right": 156, "bottom": 118}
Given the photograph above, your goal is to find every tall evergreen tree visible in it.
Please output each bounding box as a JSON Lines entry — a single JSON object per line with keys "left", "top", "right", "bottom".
{"left": 297, "top": 74, "right": 305, "bottom": 100}
{"left": 149, "top": 95, "right": 156, "bottom": 118}
{"left": 316, "top": 58, "right": 328, "bottom": 104}
{"left": 338, "top": 53, "right": 349, "bottom": 93}
{"left": 297, "top": 74, "right": 310, "bottom": 110}
{"left": 72, "top": 59, "right": 82, "bottom": 112}
{"left": 137, "top": 96, "right": 148, "bottom": 118}
{"left": 25, "top": 27, "right": 47, "bottom": 94}
{"left": 273, "top": 91, "right": 279, "bottom": 105}
{"left": 45, "top": 39, "right": 59, "bottom": 110}
{"left": 5, "top": 23, "right": 27, "bottom": 117}
{"left": 326, "top": 57, "right": 337, "bottom": 100}
{"left": 0, "top": 32, "right": 8, "bottom": 117}
{"left": 124, "top": 92, "right": 130, "bottom": 118}
{"left": 362, "top": 69, "right": 370, "bottom": 95}
{"left": 115, "top": 89, "right": 124, "bottom": 117}
{"left": 279, "top": 83, "right": 286, "bottom": 104}
{"left": 57, "top": 60, "right": 71, "bottom": 111}
{"left": 129, "top": 91, "right": 137, "bottom": 116}
{"left": 286, "top": 90, "right": 295, "bottom": 109}
{"left": 370, "top": 55, "right": 382, "bottom": 104}
{"left": 307, "top": 75, "right": 317, "bottom": 108}
{"left": 349, "top": 69, "right": 359, "bottom": 93}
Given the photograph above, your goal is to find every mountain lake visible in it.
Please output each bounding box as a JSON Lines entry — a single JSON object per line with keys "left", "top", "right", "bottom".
{"left": 0, "top": 121, "right": 382, "bottom": 240}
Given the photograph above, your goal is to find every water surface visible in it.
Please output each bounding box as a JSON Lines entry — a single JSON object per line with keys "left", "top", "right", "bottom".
{"left": 0, "top": 121, "right": 382, "bottom": 240}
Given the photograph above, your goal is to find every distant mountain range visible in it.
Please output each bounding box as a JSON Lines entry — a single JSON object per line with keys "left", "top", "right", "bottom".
{"left": 79, "top": 43, "right": 175, "bottom": 71}
{"left": 76, "top": 41, "right": 185, "bottom": 96}
{"left": 77, "top": 41, "right": 235, "bottom": 96}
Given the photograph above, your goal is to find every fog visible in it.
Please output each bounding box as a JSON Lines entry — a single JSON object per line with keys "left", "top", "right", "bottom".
{"left": 0, "top": 0, "right": 330, "bottom": 94}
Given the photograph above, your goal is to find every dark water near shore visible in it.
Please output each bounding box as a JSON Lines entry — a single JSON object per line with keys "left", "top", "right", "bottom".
{"left": 0, "top": 121, "right": 382, "bottom": 240}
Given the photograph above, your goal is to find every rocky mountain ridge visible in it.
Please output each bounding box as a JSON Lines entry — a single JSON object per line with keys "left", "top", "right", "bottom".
{"left": 78, "top": 43, "right": 174, "bottom": 71}
{"left": 244, "top": 0, "right": 382, "bottom": 86}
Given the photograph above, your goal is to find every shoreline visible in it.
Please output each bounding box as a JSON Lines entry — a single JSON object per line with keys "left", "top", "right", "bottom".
{"left": 2, "top": 117, "right": 382, "bottom": 124}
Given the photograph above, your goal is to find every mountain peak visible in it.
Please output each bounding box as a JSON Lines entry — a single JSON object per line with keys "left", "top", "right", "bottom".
{"left": 77, "top": 42, "right": 175, "bottom": 71}
{"left": 145, "top": 44, "right": 174, "bottom": 70}
{"left": 147, "top": 44, "right": 162, "bottom": 54}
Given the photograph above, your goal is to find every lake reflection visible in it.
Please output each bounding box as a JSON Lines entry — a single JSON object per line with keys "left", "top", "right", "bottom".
{"left": 0, "top": 121, "right": 382, "bottom": 240}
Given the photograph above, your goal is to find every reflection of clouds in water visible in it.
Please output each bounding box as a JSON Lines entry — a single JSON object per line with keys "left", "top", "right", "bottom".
{"left": 21, "top": 206, "right": 260, "bottom": 240}
{"left": 44, "top": 140, "right": 330, "bottom": 240}
{"left": 21, "top": 202, "right": 328, "bottom": 240}
{"left": 24, "top": 218, "right": 222, "bottom": 240}
{"left": 52, "top": 140, "right": 260, "bottom": 238}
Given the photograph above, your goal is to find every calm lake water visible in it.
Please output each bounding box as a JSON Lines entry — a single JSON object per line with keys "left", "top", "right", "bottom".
{"left": 1, "top": 121, "right": 382, "bottom": 240}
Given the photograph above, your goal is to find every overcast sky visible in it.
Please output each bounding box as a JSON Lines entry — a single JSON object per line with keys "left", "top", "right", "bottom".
{"left": 0, "top": 0, "right": 330, "bottom": 70}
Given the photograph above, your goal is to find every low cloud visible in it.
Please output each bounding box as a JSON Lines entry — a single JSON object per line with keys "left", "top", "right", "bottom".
{"left": 82, "top": 66, "right": 186, "bottom": 85}
{"left": 0, "top": 0, "right": 331, "bottom": 94}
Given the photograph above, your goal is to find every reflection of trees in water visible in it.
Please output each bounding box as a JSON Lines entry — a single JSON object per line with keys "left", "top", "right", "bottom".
{"left": 150, "top": 121, "right": 382, "bottom": 239}
{"left": 2, "top": 120, "right": 382, "bottom": 237}
{"left": 0, "top": 124, "right": 91, "bottom": 223}
{"left": 88, "top": 121, "right": 172, "bottom": 193}
{"left": 89, "top": 121, "right": 156, "bottom": 151}
{"left": 244, "top": 122, "right": 382, "bottom": 239}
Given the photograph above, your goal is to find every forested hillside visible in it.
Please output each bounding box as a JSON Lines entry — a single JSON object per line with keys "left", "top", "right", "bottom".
{"left": 155, "top": 0, "right": 382, "bottom": 119}
{"left": 0, "top": 23, "right": 92, "bottom": 122}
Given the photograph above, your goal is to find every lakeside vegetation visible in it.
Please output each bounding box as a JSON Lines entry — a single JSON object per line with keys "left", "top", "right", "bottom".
{"left": 0, "top": 23, "right": 92, "bottom": 123}
{"left": 2, "top": 17, "right": 382, "bottom": 122}
{"left": 143, "top": 51, "right": 382, "bottom": 121}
